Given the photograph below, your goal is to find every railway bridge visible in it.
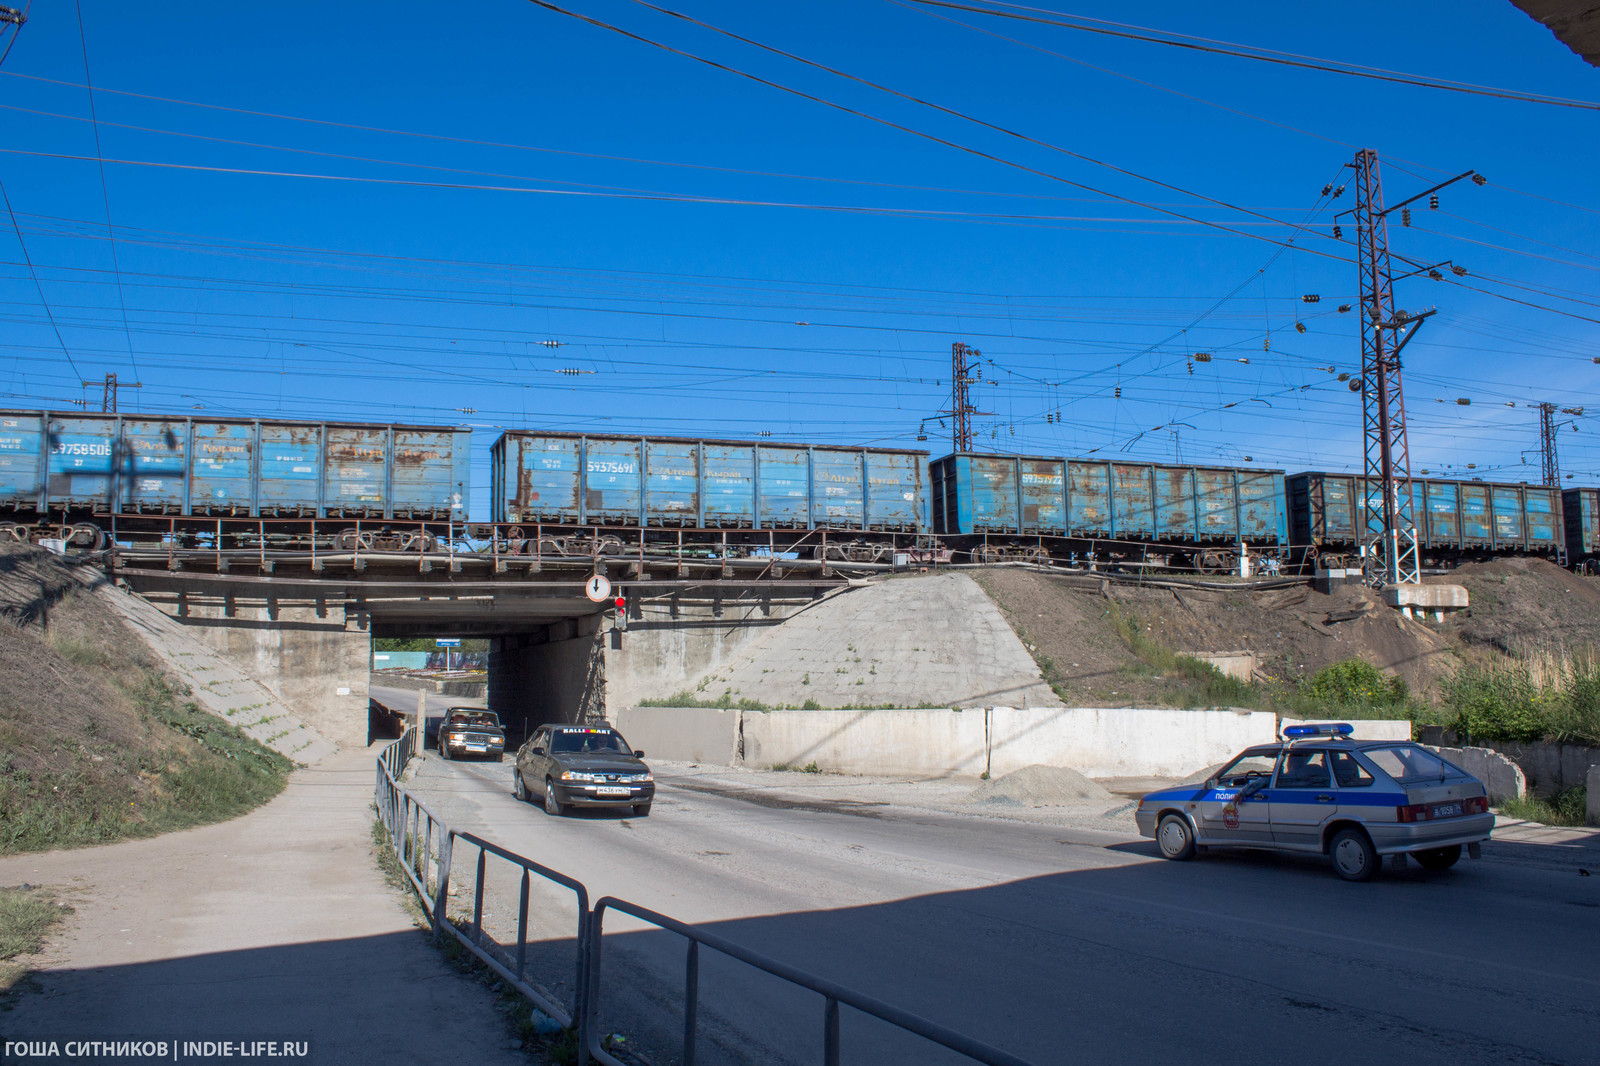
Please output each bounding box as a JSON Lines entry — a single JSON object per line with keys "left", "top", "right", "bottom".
{"left": 112, "top": 541, "right": 850, "bottom": 748}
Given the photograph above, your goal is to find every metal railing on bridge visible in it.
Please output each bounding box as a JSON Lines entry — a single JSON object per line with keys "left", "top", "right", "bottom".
{"left": 374, "top": 729, "right": 1034, "bottom": 1066}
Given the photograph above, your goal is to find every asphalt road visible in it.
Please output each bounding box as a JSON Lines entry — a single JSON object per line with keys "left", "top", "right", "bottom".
{"left": 399, "top": 749, "right": 1600, "bottom": 1066}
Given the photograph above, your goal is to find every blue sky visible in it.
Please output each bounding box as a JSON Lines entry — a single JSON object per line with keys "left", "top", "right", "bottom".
{"left": 1, "top": 1, "right": 1598, "bottom": 517}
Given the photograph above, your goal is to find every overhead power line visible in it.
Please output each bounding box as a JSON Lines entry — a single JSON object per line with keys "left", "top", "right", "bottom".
{"left": 901, "top": 0, "right": 1600, "bottom": 112}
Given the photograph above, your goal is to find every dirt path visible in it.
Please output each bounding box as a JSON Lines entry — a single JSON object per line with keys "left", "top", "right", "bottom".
{"left": 0, "top": 747, "right": 527, "bottom": 1065}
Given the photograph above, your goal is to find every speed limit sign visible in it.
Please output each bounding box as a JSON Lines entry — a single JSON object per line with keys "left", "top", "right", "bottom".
{"left": 585, "top": 573, "right": 612, "bottom": 602}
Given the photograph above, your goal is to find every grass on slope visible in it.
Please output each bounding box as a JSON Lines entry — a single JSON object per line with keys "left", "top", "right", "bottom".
{"left": 0, "top": 546, "right": 293, "bottom": 855}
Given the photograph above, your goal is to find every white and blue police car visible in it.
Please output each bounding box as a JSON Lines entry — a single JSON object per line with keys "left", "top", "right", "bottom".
{"left": 1135, "top": 724, "right": 1494, "bottom": 881}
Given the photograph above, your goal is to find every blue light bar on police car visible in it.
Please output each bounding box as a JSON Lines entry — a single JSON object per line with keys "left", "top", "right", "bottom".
{"left": 1283, "top": 723, "right": 1355, "bottom": 738}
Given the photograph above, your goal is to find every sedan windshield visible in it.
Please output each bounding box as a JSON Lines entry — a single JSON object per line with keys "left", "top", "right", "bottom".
{"left": 447, "top": 712, "right": 499, "bottom": 729}
{"left": 551, "top": 731, "right": 629, "bottom": 755}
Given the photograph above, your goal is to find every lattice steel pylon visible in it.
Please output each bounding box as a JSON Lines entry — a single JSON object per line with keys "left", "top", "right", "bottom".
{"left": 951, "top": 342, "right": 979, "bottom": 452}
{"left": 1539, "top": 402, "right": 1561, "bottom": 487}
{"left": 1352, "top": 149, "right": 1421, "bottom": 586}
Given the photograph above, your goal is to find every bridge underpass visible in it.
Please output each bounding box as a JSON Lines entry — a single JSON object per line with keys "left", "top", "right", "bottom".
{"left": 116, "top": 567, "right": 844, "bottom": 748}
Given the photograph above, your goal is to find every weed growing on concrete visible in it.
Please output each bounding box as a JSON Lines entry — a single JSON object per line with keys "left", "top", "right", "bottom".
{"left": 1497, "top": 787, "right": 1588, "bottom": 827}
{"left": 0, "top": 885, "right": 71, "bottom": 997}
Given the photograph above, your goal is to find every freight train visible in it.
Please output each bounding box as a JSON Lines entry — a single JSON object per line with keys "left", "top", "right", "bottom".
{"left": 1, "top": 408, "right": 1591, "bottom": 574}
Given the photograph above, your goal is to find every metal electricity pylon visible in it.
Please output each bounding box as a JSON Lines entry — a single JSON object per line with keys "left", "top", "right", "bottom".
{"left": 1338, "top": 150, "right": 1478, "bottom": 586}
{"left": 951, "top": 342, "right": 979, "bottom": 452}
{"left": 1539, "top": 402, "right": 1561, "bottom": 487}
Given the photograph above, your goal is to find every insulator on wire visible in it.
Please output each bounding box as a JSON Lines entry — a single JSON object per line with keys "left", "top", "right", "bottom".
{"left": 1302, "top": 294, "right": 1320, "bottom": 303}
{"left": 1456, "top": 398, "right": 1471, "bottom": 406}
{"left": 1194, "top": 352, "right": 1212, "bottom": 363}
{"left": 1332, "top": 224, "right": 1343, "bottom": 239}
{"left": 1337, "top": 304, "right": 1352, "bottom": 313}
{"left": 1294, "top": 322, "right": 1307, "bottom": 334}
{"left": 1429, "top": 193, "right": 1439, "bottom": 210}
{"left": 1472, "top": 173, "right": 1487, "bottom": 186}
{"left": 1348, "top": 379, "right": 1361, "bottom": 392}
{"left": 1238, "top": 357, "right": 1251, "bottom": 365}
{"left": 1428, "top": 270, "right": 1443, "bottom": 281}
{"left": 1451, "top": 265, "right": 1468, "bottom": 276}
{"left": 1262, "top": 336, "right": 1270, "bottom": 351}
{"left": 1333, "top": 185, "right": 1345, "bottom": 198}
{"left": 1402, "top": 207, "right": 1412, "bottom": 226}
{"left": 1321, "top": 184, "right": 1332, "bottom": 196}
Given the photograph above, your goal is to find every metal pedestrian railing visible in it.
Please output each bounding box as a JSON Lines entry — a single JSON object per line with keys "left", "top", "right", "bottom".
{"left": 373, "top": 731, "right": 1035, "bottom": 1066}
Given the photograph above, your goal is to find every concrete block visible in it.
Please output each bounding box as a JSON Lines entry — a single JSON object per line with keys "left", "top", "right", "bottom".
{"left": 1432, "top": 745, "right": 1526, "bottom": 803}
{"left": 1281, "top": 717, "right": 1411, "bottom": 741}
{"left": 1382, "top": 583, "right": 1468, "bottom": 609}
{"left": 610, "top": 706, "right": 739, "bottom": 764}
{"left": 1588, "top": 764, "right": 1600, "bottom": 828}
{"left": 1187, "top": 651, "right": 1256, "bottom": 682}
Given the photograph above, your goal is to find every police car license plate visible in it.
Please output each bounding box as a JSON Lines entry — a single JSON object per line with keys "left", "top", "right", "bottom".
{"left": 1432, "top": 802, "right": 1462, "bottom": 818}
{"left": 596, "top": 786, "right": 630, "bottom": 797}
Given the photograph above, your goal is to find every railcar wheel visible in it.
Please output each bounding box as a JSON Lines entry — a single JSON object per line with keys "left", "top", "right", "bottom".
{"left": 1330, "top": 828, "right": 1378, "bottom": 882}
{"left": 1157, "top": 814, "right": 1196, "bottom": 861}
{"left": 1413, "top": 845, "right": 1461, "bottom": 871}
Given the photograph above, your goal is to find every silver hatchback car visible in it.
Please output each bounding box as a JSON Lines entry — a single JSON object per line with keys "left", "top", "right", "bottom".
{"left": 1135, "top": 724, "right": 1494, "bottom": 881}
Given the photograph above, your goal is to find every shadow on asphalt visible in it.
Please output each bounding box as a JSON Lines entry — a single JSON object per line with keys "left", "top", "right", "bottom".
{"left": 7, "top": 831, "right": 1598, "bottom": 1066}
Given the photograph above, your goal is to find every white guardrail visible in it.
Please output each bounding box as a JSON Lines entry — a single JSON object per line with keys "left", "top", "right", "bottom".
{"left": 374, "top": 728, "right": 1035, "bottom": 1066}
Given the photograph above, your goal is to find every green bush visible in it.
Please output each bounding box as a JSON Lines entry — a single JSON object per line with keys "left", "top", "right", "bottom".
{"left": 1302, "top": 659, "right": 1407, "bottom": 708}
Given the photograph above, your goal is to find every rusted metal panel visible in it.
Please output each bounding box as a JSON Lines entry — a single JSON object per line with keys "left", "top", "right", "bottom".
{"left": 0, "top": 412, "right": 44, "bottom": 511}
{"left": 1109, "top": 463, "right": 1155, "bottom": 539}
{"left": 506, "top": 434, "right": 581, "bottom": 523}
{"left": 116, "top": 418, "right": 187, "bottom": 513}
{"left": 1564, "top": 488, "right": 1599, "bottom": 558}
{"left": 323, "top": 426, "right": 387, "bottom": 517}
{"left": 584, "top": 437, "right": 643, "bottom": 525}
{"left": 812, "top": 448, "right": 864, "bottom": 528}
{"left": 1525, "top": 487, "right": 1560, "bottom": 549}
{"left": 965, "top": 454, "right": 1018, "bottom": 533}
{"left": 191, "top": 422, "right": 252, "bottom": 514}
{"left": 1154, "top": 466, "right": 1198, "bottom": 540}
{"left": 1235, "top": 469, "right": 1284, "bottom": 545}
{"left": 1423, "top": 481, "right": 1459, "bottom": 547}
{"left": 1067, "top": 460, "right": 1111, "bottom": 536}
{"left": 258, "top": 424, "right": 320, "bottom": 516}
{"left": 645, "top": 440, "right": 699, "bottom": 525}
{"left": 391, "top": 429, "right": 466, "bottom": 519}
{"left": 1018, "top": 458, "right": 1065, "bottom": 535}
{"left": 759, "top": 445, "right": 810, "bottom": 528}
{"left": 866, "top": 451, "right": 924, "bottom": 532}
{"left": 1192, "top": 468, "right": 1238, "bottom": 540}
{"left": 702, "top": 444, "right": 754, "bottom": 526}
{"left": 1458, "top": 482, "right": 1492, "bottom": 545}
{"left": 1492, "top": 485, "right": 1525, "bottom": 547}
{"left": 44, "top": 415, "right": 115, "bottom": 510}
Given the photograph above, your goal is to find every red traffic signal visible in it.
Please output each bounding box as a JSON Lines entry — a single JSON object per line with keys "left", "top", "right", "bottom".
{"left": 613, "top": 595, "right": 626, "bottom": 611}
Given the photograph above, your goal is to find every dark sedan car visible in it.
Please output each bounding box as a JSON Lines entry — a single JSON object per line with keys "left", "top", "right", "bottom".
{"left": 513, "top": 724, "right": 654, "bottom": 817}
{"left": 436, "top": 707, "right": 506, "bottom": 762}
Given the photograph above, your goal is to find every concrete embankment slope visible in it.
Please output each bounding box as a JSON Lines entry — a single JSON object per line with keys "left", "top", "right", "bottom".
{"left": 670, "top": 571, "right": 1062, "bottom": 710}
{"left": 101, "top": 581, "right": 337, "bottom": 764}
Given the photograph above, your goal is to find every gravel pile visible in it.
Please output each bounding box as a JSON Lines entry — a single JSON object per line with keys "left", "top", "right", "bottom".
{"left": 964, "top": 764, "right": 1114, "bottom": 807}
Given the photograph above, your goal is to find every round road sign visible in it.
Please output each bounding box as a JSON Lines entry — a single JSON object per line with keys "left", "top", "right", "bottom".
{"left": 585, "top": 573, "right": 612, "bottom": 602}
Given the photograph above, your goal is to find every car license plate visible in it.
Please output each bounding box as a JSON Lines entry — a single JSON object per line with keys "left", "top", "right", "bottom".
{"left": 596, "top": 786, "right": 630, "bottom": 797}
{"left": 466, "top": 745, "right": 486, "bottom": 753}
{"left": 1432, "top": 802, "right": 1462, "bottom": 819}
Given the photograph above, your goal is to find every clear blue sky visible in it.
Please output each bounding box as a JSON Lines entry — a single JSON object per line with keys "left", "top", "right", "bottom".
{"left": 1, "top": 0, "right": 1598, "bottom": 518}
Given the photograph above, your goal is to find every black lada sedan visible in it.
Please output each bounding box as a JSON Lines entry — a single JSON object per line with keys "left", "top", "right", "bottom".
{"left": 513, "top": 724, "right": 654, "bottom": 817}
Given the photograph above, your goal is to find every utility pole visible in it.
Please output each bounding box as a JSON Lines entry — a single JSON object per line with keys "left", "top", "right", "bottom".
{"left": 951, "top": 342, "right": 979, "bottom": 452}
{"left": 1539, "top": 402, "right": 1560, "bottom": 487}
{"left": 83, "top": 372, "right": 139, "bottom": 412}
{"left": 1339, "top": 150, "right": 1478, "bottom": 586}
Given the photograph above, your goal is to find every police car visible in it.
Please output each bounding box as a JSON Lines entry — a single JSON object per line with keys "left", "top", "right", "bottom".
{"left": 1135, "top": 724, "right": 1494, "bottom": 881}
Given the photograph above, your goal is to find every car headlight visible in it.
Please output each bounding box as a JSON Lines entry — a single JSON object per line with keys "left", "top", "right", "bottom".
{"left": 629, "top": 773, "right": 652, "bottom": 783}
{"left": 560, "top": 771, "right": 596, "bottom": 782}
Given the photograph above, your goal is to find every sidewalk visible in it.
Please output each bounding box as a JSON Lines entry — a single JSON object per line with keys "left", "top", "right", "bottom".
{"left": 0, "top": 747, "right": 527, "bottom": 1065}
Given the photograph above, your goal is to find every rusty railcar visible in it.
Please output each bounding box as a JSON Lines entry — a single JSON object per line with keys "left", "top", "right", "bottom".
{"left": 1562, "top": 488, "right": 1600, "bottom": 572}
{"left": 0, "top": 411, "right": 468, "bottom": 531}
{"left": 929, "top": 452, "right": 1287, "bottom": 568}
{"left": 1287, "top": 472, "right": 1563, "bottom": 568}
{"left": 488, "top": 431, "right": 928, "bottom": 559}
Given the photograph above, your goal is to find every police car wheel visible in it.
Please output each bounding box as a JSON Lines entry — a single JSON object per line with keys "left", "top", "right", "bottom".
{"left": 1414, "top": 845, "right": 1461, "bottom": 871}
{"left": 1156, "top": 814, "right": 1196, "bottom": 861}
{"left": 1330, "top": 828, "right": 1378, "bottom": 882}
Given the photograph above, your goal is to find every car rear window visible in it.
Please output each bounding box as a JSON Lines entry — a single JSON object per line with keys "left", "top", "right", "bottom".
{"left": 1362, "top": 745, "right": 1458, "bottom": 783}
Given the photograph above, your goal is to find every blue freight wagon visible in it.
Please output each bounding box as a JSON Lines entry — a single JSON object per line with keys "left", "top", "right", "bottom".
{"left": 1562, "top": 488, "right": 1600, "bottom": 572}
{"left": 931, "top": 452, "right": 1287, "bottom": 541}
{"left": 1287, "top": 472, "right": 1563, "bottom": 567}
{"left": 489, "top": 431, "right": 928, "bottom": 532}
{"left": 0, "top": 410, "right": 468, "bottom": 522}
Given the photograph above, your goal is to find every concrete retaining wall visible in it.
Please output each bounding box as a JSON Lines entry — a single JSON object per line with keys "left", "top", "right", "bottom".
{"left": 1280, "top": 718, "right": 1412, "bottom": 742}
{"left": 1431, "top": 746, "right": 1527, "bottom": 803}
{"left": 1469, "top": 739, "right": 1600, "bottom": 798}
{"left": 613, "top": 705, "right": 1277, "bottom": 779}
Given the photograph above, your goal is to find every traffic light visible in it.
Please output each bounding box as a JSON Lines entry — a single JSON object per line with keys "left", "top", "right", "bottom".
{"left": 614, "top": 594, "right": 627, "bottom": 631}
